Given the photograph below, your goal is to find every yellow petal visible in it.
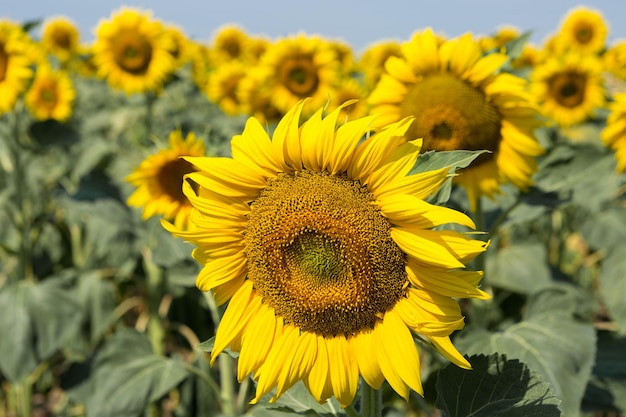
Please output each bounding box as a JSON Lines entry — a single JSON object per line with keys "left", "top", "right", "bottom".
{"left": 391, "top": 227, "right": 466, "bottom": 269}
{"left": 428, "top": 335, "right": 472, "bottom": 369}
{"left": 378, "top": 193, "right": 475, "bottom": 229}
{"left": 238, "top": 303, "right": 277, "bottom": 381}
{"left": 374, "top": 167, "right": 448, "bottom": 200}
{"left": 231, "top": 117, "right": 284, "bottom": 177}
{"left": 305, "top": 334, "right": 333, "bottom": 404}
{"left": 327, "top": 335, "right": 359, "bottom": 408}
{"left": 329, "top": 114, "right": 377, "bottom": 175}
{"left": 196, "top": 253, "right": 246, "bottom": 291}
{"left": 349, "top": 330, "right": 385, "bottom": 389}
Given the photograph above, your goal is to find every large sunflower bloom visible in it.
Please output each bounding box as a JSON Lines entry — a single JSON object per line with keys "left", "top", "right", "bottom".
{"left": 531, "top": 52, "right": 605, "bottom": 127}
{"left": 127, "top": 130, "right": 205, "bottom": 229}
{"left": 40, "top": 16, "right": 80, "bottom": 64}
{"left": 0, "top": 21, "right": 34, "bottom": 115}
{"left": 259, "top": 34, "right": 340, "bottom": 115}
{"left": 368, "top": 28, "right": 543, "bottom": 210}
{"left": 92, "top": 7, "right": 175, "bottom": 94}
{"left": 164, "top": 100, "right": 489, "bottom": 407}
{"left": 25, "top": 66, "right": 75, "bottom": 122}
{"left": 601, "top": 93, "right": 626, "bottom": 172}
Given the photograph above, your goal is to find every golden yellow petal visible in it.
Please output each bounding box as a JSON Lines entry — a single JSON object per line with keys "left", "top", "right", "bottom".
{"left": 373, "top": 167, "right": 448, "bottom": 200}
{"left": 231, "top": 117, "right": 285, "bottom": 177}
{"left": 327, "top": 336, "right": 359, "bottom": 408}
{"left": 391, "top": 228, "right": 466, "bottom": 269}
{"left": 211, "top": 281, "right": 257, "bottom": 364}
{"left": 428, "top": 335, "right": 472, "bottom": 369}
{"left": 381, "top": 309, "right": 423, "bottom": 396}
{"left": 367, "top": 139, "right": 423, "bottom": 192}
{"left": 378, "top": 193, "right": 475, "bottom": 229}
{"left": 349, "top": 330, "right": 385, "bottom": 390}
{"left": 406, "top": 259, "right": 490, "bottom": 300}
{"left": 272, "top": 99, "right": 307, "bottom": 169}
{"left": 238, "top": 303, "right": 277, "bottom": 381}
{"left": 305, "top": 334, "right": 333, "bottom": 404}
{"left": 196, "top": 253, "right": 246, "bottom": 291}
{"left": 329, "top": 115, "right": 377, "bottom": 175}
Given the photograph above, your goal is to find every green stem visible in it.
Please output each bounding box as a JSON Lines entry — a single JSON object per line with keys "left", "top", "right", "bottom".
{"left": 145, "top": 92, "right": 155, "bottom": 140}
{"left": 471, "top": 197, "right": 489, "bottom": 328}
{"left": 13, "top": 380, "right": 32, "bottom": 417}
{"left": 205, "top": 293, "right": 237, "bottom": 417}
{"left": 143, "top": 249, "right": 165, "bottom": 357}
{"left": 360, "top": 380, "right": 382, "bottom": 417}
{"left": 7, "top": 108, "right": 33, "bottom": 283}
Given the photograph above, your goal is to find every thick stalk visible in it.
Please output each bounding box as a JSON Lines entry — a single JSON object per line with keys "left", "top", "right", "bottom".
{"left": 359, "top": 380, "right": 382, "bottom": 417}
{"left": 205, "top": 294, "right": 237, "bottom": 417}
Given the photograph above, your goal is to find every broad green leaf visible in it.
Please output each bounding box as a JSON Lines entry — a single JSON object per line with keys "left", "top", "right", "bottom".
{"left": 248, "top": 381, "right": 344, "bottom": 417}
{"left": 0, "top": 278, "right": 83, "bottom": 382}
{"left": 485, "top": 243, "right": 551, "bottom": 293}
{"left": 410, "top": 150, "right": 488, "bottom": 175}
{"left": 86, "top": 329, "right": 189, "bottom": 417}
{"left": 581, "top": 207, "right": 626, "bottom": 253}
{"left": 456, "top": 287, "right": 596, "bottom": 417}
{"left": 599, "top": 244, "right": 626, "bottom": 332}
{"left": 436, "top": 353, "right": 561, "bottom": 417}
{"left": 75, "top": 270, "right": 118, "bottom": 343}
{"left": 502, "top": 31, "right": 532, "bottom": 61}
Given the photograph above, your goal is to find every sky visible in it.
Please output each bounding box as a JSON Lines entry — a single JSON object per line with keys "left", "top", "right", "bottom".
{"left": 4, "top": 0, "right": 626, "bottom": 53}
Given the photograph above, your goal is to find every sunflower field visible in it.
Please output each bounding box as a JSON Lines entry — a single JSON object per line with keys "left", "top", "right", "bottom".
{"left": 1, "top": 5, "right": 626, "bottom": 417}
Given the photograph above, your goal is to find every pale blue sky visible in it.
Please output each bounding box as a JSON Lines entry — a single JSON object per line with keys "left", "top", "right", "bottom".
{"left": 4, "top": 0, "right": 626, "bottom": 52}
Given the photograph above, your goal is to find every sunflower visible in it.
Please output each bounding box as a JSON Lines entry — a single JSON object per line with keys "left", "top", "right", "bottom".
{"left": 238, "top": 68, "right": 283, "bottom": 125}
{"left": 0, "top": 21, "right": 33, "bottom": 115}
{"left": 328, "top": 77, "right": 368, "bottom": 121}
{"left": 203, "top": 60, "right": 247, "bottom": 116}
{"left": 40, "top": 16, "right": 80, "bottom": 63}
{"left": 210, "top": 25, "right": 249, "bottom": 64}
{"left": 25, "top": 66, "right": 75, "bottom": 122}
{"left": 92, "top": 7, "right": 175, "bottom": 94}
{"left": 164, "top": 100, "right": 489, "bottom": 407}
{"left": 368, "top": 28, "right": 543, "bottom": 210}
{"left": 531, "top": 52, "right": 605, "bottom": 127}
{"left": 127, "top": 130, "right": 206, "bottom": 229}
{"left": 478, "top": 25, "right": 521, "bottom": 53}
{"left": 358, "top": 40, "right": 402, "bottom": 90}
{"left": 164, "top": 24, "right": 192, "bottom": 69}
{"left": 601, "top": 93, "right": 626, "bottom": 172}
{"left": 604, "top": 40, "right": 626, "bottom": 81}
{"left": 553, "top": 6, "right": 608, "bottom": 54}
{"left": 259, "top": 34, "right": 340, "bottom": 115}
{"left": 189, "top": 41, "right": 213, "bottom": 91}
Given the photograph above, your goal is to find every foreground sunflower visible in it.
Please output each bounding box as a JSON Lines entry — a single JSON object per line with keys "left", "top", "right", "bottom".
{"left": 601, "top": 93, "right": 626, "bottom": 172}
{"left": 127, "top": 130, "right": 205, "bottom": 229}
{"left": 164, "top": 100, "right": 489, "bottom": 407}
{"left": 530, "top": 52, "right": 605, "bottom": 127}
{"left": 25, "top": 66, "right": 75, "bottom": 122}
{"left": 93, "top": 7, "right": 174, "bottom": 94}
{"left": 368, "top": 28, "right": 543, "bottom": 210}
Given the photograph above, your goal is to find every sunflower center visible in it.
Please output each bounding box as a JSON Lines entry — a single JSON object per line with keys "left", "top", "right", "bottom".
{"left": 245, "top": 170, "right": 407, "bottom": 337}
{"left": 575, "top": 26, "right": 593, "bottom": 44}
{"left": 156, "top": 158, "right": 196, "bottom": 203}
{"left": 113, "top": 31, "right": 153, "bottom": 74}
{"left": 280, "top": 55, "right": 320, "bottom": 97}
{"left": 52, "top": 30, "right": 72, "bottom": 50}
{"left": 0, "top": 45, "right": 8, "bottom": 82}
{"left": 40, "top": 86, "right": 58, "bottom": 109}
{"left": 401, "top": 73, "right": 502, "bottom": 165}
{"left": 549, "top": 71, "right": 586, "bottom": 108}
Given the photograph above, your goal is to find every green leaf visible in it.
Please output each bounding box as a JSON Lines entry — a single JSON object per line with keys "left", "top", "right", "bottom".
{"left": 410, "top": 150, "right": 488, "bottom": 175}
{"left": 248, "top": 381, "right": 344, "bottom": 416}
{"left": 502, "top": 31, "right": 532, "bottom": 61}
{"left": 599, "top": 244, "right": 626, "bottom": 332}
{"left": 581, "top": 207, "right": 626, "bottom": 253}
{"left": 436, "top": 353, "right": 561, "bottom": 417}
{"left": 485, "top": 243, "right": 552, "bottom": 294}
{"left": 197, "top": 337, "right": 215, "bottom": 352}
{"left": 0, "top": 278, "right": 83, "bottom": 382}
{"left": 86, "top": 329, "right": 189, "bottom": 417}
{"left": 456, "top": 287, "right": 596, "bottom": 417}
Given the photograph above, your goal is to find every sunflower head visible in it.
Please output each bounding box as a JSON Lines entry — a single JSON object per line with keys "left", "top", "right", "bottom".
{"left": 203, "top": 60, "right": 247, "bottom": 116}
{"left": 25, "top": 65, "right": 75, "bottom": 122}
{"left": 531, "top": 52, "right": 605, "bottom": 127}
{"left": 554, "top": 6, "right": 608, "bottom": 54}
{"left": 164, "top": 24, "right": 191, "bottom": 69}
{"left": 210, "top": 25, "right": 249, "bottom": 64}
{"left": 127, "top": 129, "right": 206, "bottom": 229}
{"left": 0, "top": 20, "right": 34, "bottom": 115}
{"left": 260, "top": 34, "right": 341, "bottom": 115}
{"left": 164, "top": 100, "right": 489, "bottom": 407}
{"left": 358, "top": 39, "right": 403, "bottom": 89}
{"left": 601, "top": 92, "right": 626, "bottom": 172}
{"left": 93, "top": 7, "right": 175, "bottom": 94}
{"left": 238, "top": 68, "right": 284, "bottom": 125}
{"left": 41, "top": 16, "right": 80, "bottom": 63}
{"left": 368, "top": 28, "right": 544, "bottom": 210}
